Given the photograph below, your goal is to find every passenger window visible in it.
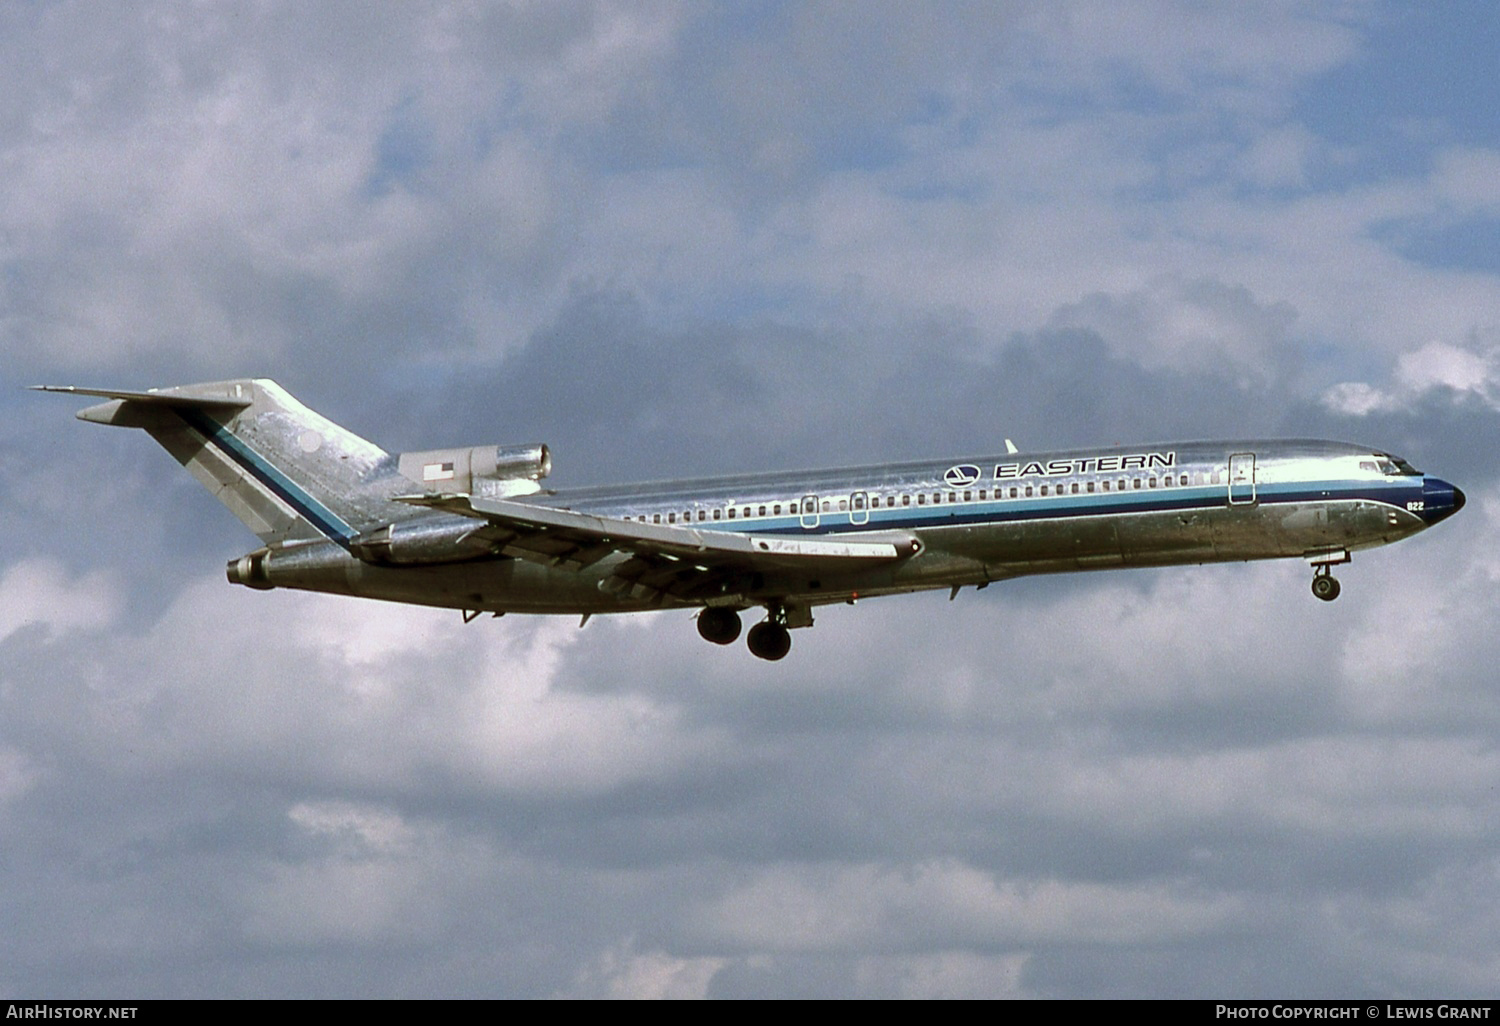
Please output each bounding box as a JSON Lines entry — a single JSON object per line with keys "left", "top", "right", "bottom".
{"left": 1040, "top": 485, "right": 1049, "bottom": 496}
{"left": 1148, "top": 477, "right": 1157, "bottom": 488}
{"left": 918, "top": 494, "right": 926, "bottom": 505}
{"left": 1133, "top": 479, "right": 1142, "bottom": 490}
{"left": 1087, "top": 481, "right": 1096, "bottom": 493}
{"left": 978, "top": 489, "right": 986, "bottom": 500}
{"left": 1025, "top": 486, "right": 1033, "bottom": 497}
{"left": 838, "top": 500, "right": 848, "bottom": 511}
{"left": 822, "top": 501, "right": 830, "bottom": 512}
{"left": 1179, "top": 475, "right": 1187, "bottom": 487}
{"left": 668, "top": 513, "right": 676, "bottom": 523}
{"left": 1071, "top": 483, "right": 1080, "bottom": 494}
{"left": 902, "top": 494, "right": 911, "bottom": 506}
{"left": 1010, "top": 487, "right": 1019, "bottom": 499}
{"left": 759, "top": 505, "right": 767, "bottom": 516}
{"left": 727, "top": 508, "right": 735, "bottom": 519}
{"left": 713, "top": 509, "right": 721, "bottom": 520}
{"left": 949, "top": 492, "right": 957, "bottom": 503}
{"left": 653, "top": 514, "right": 662, "bottom": 524}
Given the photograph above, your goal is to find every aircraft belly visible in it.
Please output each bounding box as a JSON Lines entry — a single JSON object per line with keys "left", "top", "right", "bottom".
{"left": 909, "top": 515, "right": 1132, "bottom": 579}
{"left": 1320, "top": 500, "right": 1423, "bottom": 550}
{"left": 1209, "top": 503, "right": 1305, "bottom": 560}
{"left": 251, "top": 542, "right": 659, "bottom": 615}
{"left": 1210, "top": 499, "right": 1409, "bottom": 561}
{"left": 1117, "top": 509, "right": 1218, "bottom": 565}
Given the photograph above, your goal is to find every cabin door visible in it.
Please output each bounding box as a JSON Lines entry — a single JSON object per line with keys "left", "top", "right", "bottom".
{"left": 850, "top": 491, "right": 870, "bottom": 525}
{"left": 800, "top": 494, "right": 820, "bottom": 529}
{"left": 1227, "top": 452, "right": 1257, "bottom": 505}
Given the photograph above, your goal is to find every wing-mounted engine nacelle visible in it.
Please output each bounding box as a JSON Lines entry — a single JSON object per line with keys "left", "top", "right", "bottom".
{"left": 397, "top": 443, "right": 551, "bottom": 497}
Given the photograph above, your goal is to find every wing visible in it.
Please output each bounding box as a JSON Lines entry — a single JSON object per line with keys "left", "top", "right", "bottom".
{"left": 396, "top": 492, "right": 920, "bottom": 605}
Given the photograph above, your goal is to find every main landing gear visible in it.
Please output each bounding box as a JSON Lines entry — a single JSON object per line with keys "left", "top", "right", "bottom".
{"left": 695, "top": 606, "right": 796, "bottom": 661}
{"left": 1311, "top": 563, "right": 1342, "bottom": 602}
{"left": 746, "top": 620, "right": 792, "bottom": 661}
{"left": 696, "top": 606, "right": 742, "bottom": 645}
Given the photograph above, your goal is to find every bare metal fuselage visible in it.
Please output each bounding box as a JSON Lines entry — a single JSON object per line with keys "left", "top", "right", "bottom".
{"left": 241, "top": 441, "right": 1456, "bottom": 616}
{"left": 38, "top": 379, "right": 1463, "bottom": 659}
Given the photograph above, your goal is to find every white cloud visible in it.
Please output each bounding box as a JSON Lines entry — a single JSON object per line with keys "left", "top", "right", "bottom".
{"left": 7, "top": 0, "right": 1500, "bottom": 999}
{"left": 14, "top": 575, "right": 728, "bottom": 800}
{"left": 288, "top": 800, "right": 417, "bottom": 856}
{"left": 1324, "top": 339, "right": 1500, "bottom": 415}
{"left": 240, "top": 803, "right": 476, "bottom": 946}
{"left": 1048, "top": 275, "right": 1298, "bottom": 385}
{"left": 0, "top": 748, "right": 37, "bottom": 804}
{"left": 1431, "top": 147, "right": 1500, "bottom": 215}
{"left": 0, "top": 558, "right": 119, "bottom": 644}
{"left": 851, "top": 950, "right": 1031, "bottom": 999}
{"left": 699, "top": 860, "right": 1242, "bottom": 952}
{"left": 559, "top": 940, "right": 728, "bottom": 1000}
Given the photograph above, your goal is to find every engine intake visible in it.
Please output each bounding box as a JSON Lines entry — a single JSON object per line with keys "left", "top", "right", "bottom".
{"left": 397, "top": 444, "right": 550, "bottom": 493}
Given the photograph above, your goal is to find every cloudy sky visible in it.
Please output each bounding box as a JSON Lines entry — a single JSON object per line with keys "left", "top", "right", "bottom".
{"left": 3, "top": 0, "right": 1499, "bottom": 998}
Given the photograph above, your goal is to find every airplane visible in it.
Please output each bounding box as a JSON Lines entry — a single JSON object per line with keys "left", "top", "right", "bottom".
{"left": 35, "top": 378, "right": 1465, "bottom": 661}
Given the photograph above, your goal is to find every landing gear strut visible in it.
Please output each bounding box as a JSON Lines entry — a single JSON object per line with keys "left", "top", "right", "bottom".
{"left": 1311, "top": 564, "right": 1341, "bottom": 602}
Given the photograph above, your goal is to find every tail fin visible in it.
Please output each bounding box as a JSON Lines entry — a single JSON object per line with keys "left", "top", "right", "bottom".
{"left": 35, "top": 379, "right": 387, "bottom": 547}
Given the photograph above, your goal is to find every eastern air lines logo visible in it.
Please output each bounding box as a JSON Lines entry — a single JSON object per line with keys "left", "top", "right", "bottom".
{"left": 944, "top": 464, "right": 982, "bottom": 487}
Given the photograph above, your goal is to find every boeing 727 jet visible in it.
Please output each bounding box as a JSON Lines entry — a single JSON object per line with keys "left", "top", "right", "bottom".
{"left": 37, "top": 379, "right": 1465, "bottom": 660}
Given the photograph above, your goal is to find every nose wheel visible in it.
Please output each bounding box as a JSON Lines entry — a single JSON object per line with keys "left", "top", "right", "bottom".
{"left": 1311, "top": 565, "right": 1341, "bottom": 602}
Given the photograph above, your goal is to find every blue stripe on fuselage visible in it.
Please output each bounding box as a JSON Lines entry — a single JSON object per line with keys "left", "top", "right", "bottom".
{"left": 654, "top": 480, "right": 1422, "bottom": 537}
{"left": 175, "top": 408, "right": 357, "bottom": 547}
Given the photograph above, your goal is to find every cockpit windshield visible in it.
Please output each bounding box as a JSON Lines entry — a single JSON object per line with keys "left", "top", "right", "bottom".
{"left": 1372, "top": 452, "right": 1422, "bottom": 476}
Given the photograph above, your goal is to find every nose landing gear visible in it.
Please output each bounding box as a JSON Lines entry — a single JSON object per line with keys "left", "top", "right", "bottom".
{"left": 1311, "top": 564, "right": 1341, "bottom": 602}
{"left": 1306, "top": 549, "right": 1349, "bottom": 602}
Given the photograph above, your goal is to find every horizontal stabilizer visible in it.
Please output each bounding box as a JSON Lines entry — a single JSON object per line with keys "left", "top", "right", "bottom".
{"left": 30, "top": 385, "right": 253, "bottom": 409}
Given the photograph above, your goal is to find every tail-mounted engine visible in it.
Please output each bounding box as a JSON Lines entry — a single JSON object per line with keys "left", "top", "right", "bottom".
{"left": 349, "top": 444, "right": 551, "bottom": 566}
{"left": 349, "top": 519, "right": 495, "bottom": 565}
{"left": 397, "top": 443, "right": 551, "bottom": 497}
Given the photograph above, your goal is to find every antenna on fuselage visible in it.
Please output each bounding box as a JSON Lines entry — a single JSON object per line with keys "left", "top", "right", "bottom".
{"left": 1004, "top": 439, "right": 1018, "bottom": 454}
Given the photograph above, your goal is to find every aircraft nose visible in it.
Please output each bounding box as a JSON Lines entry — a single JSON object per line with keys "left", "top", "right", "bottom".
{"left": 1419, "top": 478, "right": 1465, "bottom": 525}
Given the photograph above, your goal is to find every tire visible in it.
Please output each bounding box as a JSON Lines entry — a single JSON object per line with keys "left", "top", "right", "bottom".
{"left": 1311, "top": 575, "right": 1340, "bottom": 601}
{"left": 746, "top": 621, "right": 792, "bottom": 661}
{"left": 697, "top": 607, "right": 742, "bottom": 645}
